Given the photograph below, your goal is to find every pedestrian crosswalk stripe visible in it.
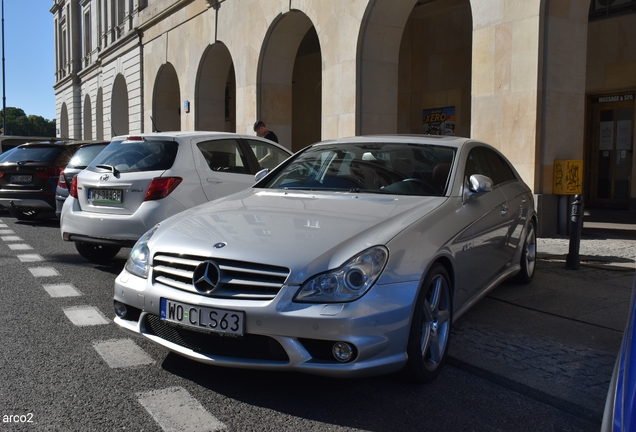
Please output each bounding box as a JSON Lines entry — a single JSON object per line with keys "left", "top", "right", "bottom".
{"left": 2, "top": 236, "right": 23, "bottom": 242}
{"left": 29, "top": 267, "right": 60, "bottom": 277}
{"left": 137, "top": 387, "right": 226, "bottom": 432}
{"left": 63, "top": 306, "right": 110, "bottom": 326}
{"left": 18, "top": 254, "right": 44, "bottom": 262}
{"left": 43, "top": 283, "right": 81, "bottom": 298}
{"left": 8, "top": 243, "right": 32, "bottom": 250}
{"left": 93, "top": 339, "right": 155, "bottom": 368}
{"left": 0, "top": 229, "right": 15, "bottom": 235}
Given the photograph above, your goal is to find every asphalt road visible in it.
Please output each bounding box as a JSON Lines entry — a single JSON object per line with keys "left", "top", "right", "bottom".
{"left": 0, "top": 212, "right": 598, "bottom": 431}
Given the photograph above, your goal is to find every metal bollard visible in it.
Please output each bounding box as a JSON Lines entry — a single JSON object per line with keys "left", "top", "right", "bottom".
{"left": 565, "top": 194, "right": 584, "bottom": 270}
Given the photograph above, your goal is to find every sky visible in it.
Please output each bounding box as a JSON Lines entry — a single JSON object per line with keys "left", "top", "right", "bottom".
{"left": 1, "top": 0, "right": 56, "bottom": 121}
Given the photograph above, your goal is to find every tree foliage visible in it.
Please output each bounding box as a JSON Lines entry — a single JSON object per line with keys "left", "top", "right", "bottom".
{"left": 0, "top": 107, "right": 56, "bottom": 137}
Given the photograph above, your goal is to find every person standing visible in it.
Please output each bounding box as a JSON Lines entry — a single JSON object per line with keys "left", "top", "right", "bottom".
{"left": 253, "top": 120, "right": 279, "bottom": 143}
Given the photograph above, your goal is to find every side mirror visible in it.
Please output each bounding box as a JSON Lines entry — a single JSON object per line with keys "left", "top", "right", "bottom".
{"left": 463, "top": 174, "right": 493, "bottom": 201}
{"left": 254, "top": 168, "right": 269, "bottom": 183}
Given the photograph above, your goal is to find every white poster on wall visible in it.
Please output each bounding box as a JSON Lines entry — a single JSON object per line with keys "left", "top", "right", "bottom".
{"left": 599, "top": 121, "right": 614, "bottom": 151}
{"left": 616, "top": 120, "right": 632, "bottom": 150}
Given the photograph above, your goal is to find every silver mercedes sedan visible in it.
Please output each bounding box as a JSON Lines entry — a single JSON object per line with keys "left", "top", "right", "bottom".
{"left": 113, "top": 135, "right": 537, "bottom": 383}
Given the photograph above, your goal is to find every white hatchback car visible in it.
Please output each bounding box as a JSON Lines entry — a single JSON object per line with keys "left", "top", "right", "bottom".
{"left": 60, "top": 132, "right": 292, "bottom": 262}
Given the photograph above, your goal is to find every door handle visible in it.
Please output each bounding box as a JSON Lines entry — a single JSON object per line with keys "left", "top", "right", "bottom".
{"left": 500, "top": 204, "right": 508, "bottom": 216}
{"left": 206, "top": 178, "right": 222, "bottom": 184}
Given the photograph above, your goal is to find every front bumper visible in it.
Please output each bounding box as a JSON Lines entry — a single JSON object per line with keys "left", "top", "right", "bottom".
{"left": 114, "top": 269, "right": 420, "bottom": 378}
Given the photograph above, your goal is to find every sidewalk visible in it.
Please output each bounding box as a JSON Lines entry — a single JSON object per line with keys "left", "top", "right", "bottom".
{"left": 448, "top": 220, "right": 636, "bottom": 424}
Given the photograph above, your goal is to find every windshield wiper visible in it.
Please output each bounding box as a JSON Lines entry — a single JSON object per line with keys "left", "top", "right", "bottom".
{"left": 95, "top": 164, "right": 120, "bottom": 176}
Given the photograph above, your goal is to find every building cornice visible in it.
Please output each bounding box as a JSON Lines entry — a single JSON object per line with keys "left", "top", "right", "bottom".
{"left": 138, "top": 0, "right": 195, "bottom": 31}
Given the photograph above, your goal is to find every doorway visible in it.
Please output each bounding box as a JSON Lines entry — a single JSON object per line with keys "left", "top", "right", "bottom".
{"left": 586, "top": 92, "right": 635, "bottom": 208}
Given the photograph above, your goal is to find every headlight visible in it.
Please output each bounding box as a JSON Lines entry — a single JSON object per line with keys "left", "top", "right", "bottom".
{"left": 125, "top": 225, "right": 159, "bottom": 278}
{"left": 294, "top": 246, "right": 388, "bottom": 303}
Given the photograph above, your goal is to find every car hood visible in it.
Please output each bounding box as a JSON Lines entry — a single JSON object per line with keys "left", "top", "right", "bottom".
{"left": 151, "top": 188, "right": 446, "bottom": 285}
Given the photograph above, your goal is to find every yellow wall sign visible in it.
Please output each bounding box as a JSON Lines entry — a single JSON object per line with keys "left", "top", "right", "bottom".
{"left": 553, "top": 160, "right": 583, "bottom": 195}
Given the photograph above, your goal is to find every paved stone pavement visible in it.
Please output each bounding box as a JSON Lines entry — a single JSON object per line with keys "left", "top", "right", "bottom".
{"left": 448, "top": 222, "right": 636, "bottom": 424}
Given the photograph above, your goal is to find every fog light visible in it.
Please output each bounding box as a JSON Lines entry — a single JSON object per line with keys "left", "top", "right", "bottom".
{"left": 114, "top": 301, "right": 128, "bottom": 318}
{"left": 332, "top": 342, "right": 354, "bottom": 362}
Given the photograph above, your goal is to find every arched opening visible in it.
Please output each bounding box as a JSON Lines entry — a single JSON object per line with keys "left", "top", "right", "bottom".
{"left": 111, "top": 74, "right": 129, "bottom": 136}
{"left": 196, "top": 42, "right": 235, "bottom": 132}
{"left": 83, "top": 94, "right": 93, "bottom": 140}
{"left": 153, "top": 63, "right": 181, "bottom": 132}
{"left": 397, "top": 0, "right": 473, "bottom": 137}
{"left": 60, "top": 103, "right": 69, "bottom": 139}
{"left": 358, "top": 0, "right": 472, "bottom": 136}
{"left": 258, "top": 11, "right": 322, "bottom": 151}
{"left": 96, "top": 88, "right": 104, "bottom": 140}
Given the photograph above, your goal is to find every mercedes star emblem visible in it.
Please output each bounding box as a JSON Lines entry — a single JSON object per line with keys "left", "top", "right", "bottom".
{"left": 192, "top": 260, "right": 222, "bottom": 294}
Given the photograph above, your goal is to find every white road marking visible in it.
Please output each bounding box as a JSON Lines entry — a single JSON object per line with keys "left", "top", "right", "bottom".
{"left": 63, "top": 306, "right": 110, "bottom": 326}
{"left": 8, "top": 243, "right": 32, "bottom": 250}
{"left": 18, "top": 254, "right": 44, "bottom": 262}
{"left": 93, "top": 339, "right": 155, "bottom": 368}
{"left": 0, "top": 222, "right": 6, "bottom": 227}
{"left": 0, "top": 229, "right": 15, "bottom": 234}
{"left": 29, "top": 267, "right": 60, "bottom": 277}
{"left": 2, "top": 236, "right": 23, "bottom": 242}
{"left": 137, "top": 387, "right": 226, "bottom": 432}
{"left": 43, "top": 283, "right": 81, "bottom": 298}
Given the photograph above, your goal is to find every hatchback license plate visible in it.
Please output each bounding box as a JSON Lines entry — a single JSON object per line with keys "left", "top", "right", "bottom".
{"left": 89, "top": 188, "right": 122, "bottom": 203}
{"left": 11, "top": 175, "right": 32, "bottom": 183}
{"left": 160, "top": 298, "right": 245, "bottom": 336}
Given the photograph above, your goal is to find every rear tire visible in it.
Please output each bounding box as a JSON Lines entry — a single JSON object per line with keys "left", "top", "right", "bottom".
{"left": 514, "top": 220, "right": 536, "bottom": 284}
{"left": 75, "top": 242, "right": 121, "bottom": 263}
{"left": 401, "top": 263, "right": 452, "bottom": 383}
{"left": 10, "top": 208, "right": 39, "bottom": 221}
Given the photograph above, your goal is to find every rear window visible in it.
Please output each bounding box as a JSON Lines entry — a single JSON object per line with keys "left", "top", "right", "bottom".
{"left": 67, "top": 144, "right": 108, "bottom": 169}
{"left": 0, "top": 145, "right": 67, "bottom": 164}
{"left": 87, "top": 140, "right": 179, "bottom": 173}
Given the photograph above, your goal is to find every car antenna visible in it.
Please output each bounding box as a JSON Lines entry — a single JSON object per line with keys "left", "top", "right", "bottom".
{"left": 150, "top": 116, "right": 161, "bottom": 133}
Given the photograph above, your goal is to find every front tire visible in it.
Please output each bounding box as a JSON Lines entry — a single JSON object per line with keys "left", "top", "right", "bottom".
{"left": 514, "top": 220, "right": 536, "bottom": 284}
{"left": 402, "top": 263, "right": 452, "bottom": 383}
{"left": 75, "top": 242, "right": 121, "bottom": 263}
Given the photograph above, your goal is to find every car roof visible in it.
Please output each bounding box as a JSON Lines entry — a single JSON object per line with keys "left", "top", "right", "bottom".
{"left": 111, "top": 131, "right": 269, "bottom": 141}
{"left": 308, "top": 134, "right": 472, "bottom": 149}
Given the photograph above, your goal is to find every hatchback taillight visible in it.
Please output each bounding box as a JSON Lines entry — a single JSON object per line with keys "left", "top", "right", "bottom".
{"left": 57, "top": 172, "right": 68, "bottom": 189}
{"left": 144, "top": 177, "right": 183, "bottom": 201}
{"left": 70, "top": 175, "right": 78, "bottom": 199}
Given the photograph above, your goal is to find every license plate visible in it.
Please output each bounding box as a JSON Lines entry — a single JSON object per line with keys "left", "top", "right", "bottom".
{"left": 11, "top": 175, "right": 32, "bottom": 183}
{"left": 160, "top": 298, "right": 245, "bottom": 336}
{"left": 88, "top": 188, "right": 122, "bottom": 203}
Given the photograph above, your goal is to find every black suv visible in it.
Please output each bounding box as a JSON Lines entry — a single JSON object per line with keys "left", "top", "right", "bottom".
{"left": 0, "top": 141, "right": 78, "bottom": 220}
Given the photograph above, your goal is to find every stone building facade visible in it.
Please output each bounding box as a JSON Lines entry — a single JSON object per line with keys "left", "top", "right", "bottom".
{"left": 51, "top": 0, "right": 636, "bottom": 234}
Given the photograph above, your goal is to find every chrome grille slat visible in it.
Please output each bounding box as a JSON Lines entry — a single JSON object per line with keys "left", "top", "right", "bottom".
{"left": 155, "top": 276, "right": 198, "bottom": 293}
{"left": 153, "top": 265, "right": 194, "bottom": 279}
{"left": 151, "top": 252, "right": 289, "bottom": 300}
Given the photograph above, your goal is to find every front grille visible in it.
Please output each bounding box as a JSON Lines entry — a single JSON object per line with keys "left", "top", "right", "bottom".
{"left": 151, "top": 252, "right": 289, "bottom": 300}
{"left": 144, "top": 314, "right": 289, "bottom": 362}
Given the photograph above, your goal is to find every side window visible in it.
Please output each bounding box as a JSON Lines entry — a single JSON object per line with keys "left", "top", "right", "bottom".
{"left": 482, "top": 149, "right": 516, "bottom": 185}
{"left": 464, "top": 148, "right": 492, "bottom": 180}
{"left": 245, "top": 139, "right": 290, "bottom": 171}
{"left": 196, "top": 139, "right": 248, "bottom": 174}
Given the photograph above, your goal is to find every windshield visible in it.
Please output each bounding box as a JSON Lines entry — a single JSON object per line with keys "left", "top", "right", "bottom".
{"left": 262, "top": 142, "right": 456, "bottom": 196}
{"left": 87, "top": 139, "right": 178, "bottom": 173}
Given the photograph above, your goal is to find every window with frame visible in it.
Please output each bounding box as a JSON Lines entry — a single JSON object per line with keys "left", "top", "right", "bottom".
{"left": 245, "top": 139, "right": 290, "bottom": 171}
{"left": 196, "top": 139, "right": 248, "bottom": 174}
{"left": 589, "top": 0, "right": 636, "bottom": 21}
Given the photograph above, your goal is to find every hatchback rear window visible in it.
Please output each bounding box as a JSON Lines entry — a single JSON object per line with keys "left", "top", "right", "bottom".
{"left": 67, "top": 144, "right": 108, "bottom": 169}
{"left": 0, "top": 146, "right": 66, "bottom": 164}
{"left": 87, "top": 140, "right": 179, "bottom": 173}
